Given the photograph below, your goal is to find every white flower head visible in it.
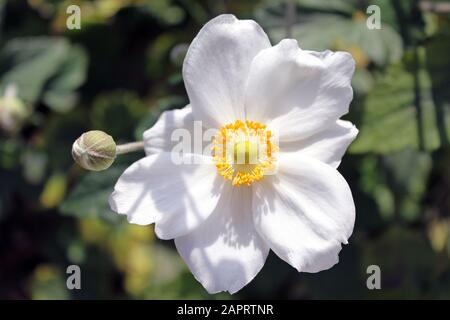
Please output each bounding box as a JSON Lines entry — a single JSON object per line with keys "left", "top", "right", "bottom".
{"left": 110, "top": 14, "right": 358, "bottom": 294}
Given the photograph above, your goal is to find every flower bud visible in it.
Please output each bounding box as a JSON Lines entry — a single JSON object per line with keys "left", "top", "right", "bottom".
{"left": 72, "top": 130, "right": 117, "bottom": 171}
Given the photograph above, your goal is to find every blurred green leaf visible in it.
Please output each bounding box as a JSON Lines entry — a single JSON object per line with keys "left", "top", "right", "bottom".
{"left": 0, "top": 138, "right": 22, "bottom": 170}
{"left": 0, "top": 37, "right": 87, "bottom": 112}
{"left": 42, "top": 45, "right": 88, "bottom": 112}
{"left": 425, "top": 24, "right": 450, "bottom": 147}
{"left": 134, "top": 95, "right": 186, "bottom": 140}
{"left": 350, "top": 60, "right": 450, "bottom": 153}
{"left": 43, "top": 110, "right": 89, "bottom": 170}
{"left": 258, "top": 0, "right": 403, "bottom": 67}
{"left": 60, "top": 156, "right": 140, "bottom": 223}
{"left": 0, "top": 37, "right": 66, "bottom": 103}
{"left": 40, "top": 172, "right": 67, "bottom": 209}
{"left": 142, "top": 0, "right": 186, "bottom": 26}
{"left": 358, "top": 150, "right": 432, "bottom": 222}
{"left": 294, "top": 0, "right": 355, "bottom": 14}
{"left": 21, "top": 149, "right": 48, "bottom": 185}
{"left": 358, "top": 155, "right": 395, "bottom": 221}
{"left": 29, "top": 264, "right": 69, "bottom": 300}
{"left": 383, "top": 149, "right": 432, "bottom": 222}
{"left": 352, "top": 68, "right": 374, "bottom": 94}
{"left": 91, "top": 91, "right": 147, "bottom": 141}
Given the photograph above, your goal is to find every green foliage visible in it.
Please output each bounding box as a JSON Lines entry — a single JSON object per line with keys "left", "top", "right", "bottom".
{"left": 42, "top": 45, "right": 88, "bottom": 112}
{"left": 60, "top": 157, "right": 139, "bottom": 223}
{"left": 91, "top": 91, "right": 148, "bottom": 140}
{"left": 134, "top": 95, "right": 187, "bottom": 140}
{"left": 0, "top": 37, "right": 87, "bottom": 112}
{"left": 357, "top": 150, "right": 432, "bottom": 222}
{"left": 350, "top": 59, "right": 450, "bottom": 153}
{"left": 257, "top": 0, "right": 403, "bottom": 67}
{"left": 382, "top": 150, "right": 432, "bottom": 222}
{"left": 30, "top": 265, "right": 70, "bottom": 300}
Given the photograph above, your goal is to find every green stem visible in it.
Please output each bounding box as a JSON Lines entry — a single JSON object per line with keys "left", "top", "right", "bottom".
{"left": 116, "top": 141, "right": 145, "bottom": 155}
{"left": 285, "top": 0, "right": 296, "bottom": 38}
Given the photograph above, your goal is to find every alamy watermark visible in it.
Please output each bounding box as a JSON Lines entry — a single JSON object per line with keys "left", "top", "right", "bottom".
{"left": 66, "top": 265, "right": 81, "bottom": 290}
{"left": 366, "top": 265, "right": 381, "bottom": 290}
{"left": 166, "top": 120, "right": 279, "bottom": 171}
{"left": 366, "top": 5, "right": 382, "bottom": 30}
{"left": 66, "top": 5, "right": 81, "bottom": 30}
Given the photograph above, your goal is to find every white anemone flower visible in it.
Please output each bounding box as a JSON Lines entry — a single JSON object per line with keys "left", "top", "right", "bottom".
{"left": 109, "top": 14, "right": 358, "bottom": 294}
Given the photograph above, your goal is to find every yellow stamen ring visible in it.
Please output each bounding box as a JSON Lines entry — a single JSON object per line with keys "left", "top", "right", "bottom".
{"left": 212, "top": 120, "right": 278, "bottom": 186}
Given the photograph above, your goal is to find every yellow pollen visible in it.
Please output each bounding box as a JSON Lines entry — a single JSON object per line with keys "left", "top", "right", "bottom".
{"left": 212, "top": 120, "right": 278, "bottom": 186}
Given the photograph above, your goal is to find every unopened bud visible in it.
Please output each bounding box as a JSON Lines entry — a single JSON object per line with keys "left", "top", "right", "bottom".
{"left": 72, "top": 130, "right": 116, "bottom": 171}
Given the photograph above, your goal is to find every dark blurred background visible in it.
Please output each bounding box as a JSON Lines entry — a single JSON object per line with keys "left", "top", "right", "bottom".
{"left": 0, "top": 0, "right": 449, "bottom": 299}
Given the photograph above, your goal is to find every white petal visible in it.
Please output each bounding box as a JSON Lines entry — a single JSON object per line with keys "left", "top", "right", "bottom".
{"left": 183, "top": 14, "right": 271, "bottom": 128}
{"left": 109, "top": 152, "right": 224, "bottom": 239}
{"left": 175, "top": 185, "right": 269, "bottom": 294}
{"left": 245, "top": 39, "right": 355, "bottom": 141}
{"left": 281, "top": 120, "right": 358, "bottom": 168}
{"left": 253, "top": 152, "right": 355, "bottom": 273}
{"left": 143, "top": 106, "right": 192, "bottom": 155}
{"left": 143, "top": 106, "right": 204, "bottom": 155}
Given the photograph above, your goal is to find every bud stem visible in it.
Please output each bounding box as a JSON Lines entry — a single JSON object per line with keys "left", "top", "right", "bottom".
{"left": 116, "top": 141, "right": 145, "bottom": 155}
